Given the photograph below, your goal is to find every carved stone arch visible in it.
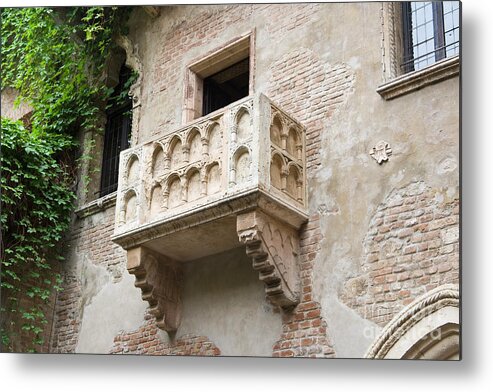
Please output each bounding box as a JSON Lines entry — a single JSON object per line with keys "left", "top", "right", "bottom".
{"left": 204, "top": 120, "right": 221, "bottom": 140}
{"left": 270, "top": 113, "right": 285, "bottom": 148}
{"left": 205, "top": 161, "right": 222, "bottom": 195}
{"left": 103, "top": 46, "right": 127, "bottom": 92}
{"left": 270, "top": 151, "right": 287, "bottom": 191}
{"left": 121, "top": 188, "right": 138, "bottom": 224}
{"left": 232, "top": 105, "right": 251, "bottom": 123}
{"left": 286, "top": 125, "right": 302, "bottom": 158}
{"left": 114, "top": 34, "right": 143, "bottom": 102}
{"left": 204, "top": 121, "right": 223, "bottom": 157}
{"left": 125, "top": 154, "right": 140, "bottom": 185}
{"left": 233, "top": 106, "right": 252, "bottom": 143}
{"left": 185, "top": 165, "right": 202, "bottom": 202}
{"left": 185, "top": 125, "right": 205, "bottom": 143}
{"left": 286, "top": 162, "right": 303, "bottom": 202}
{"left": 365, "top": 284, "right": 460, "bottom": 360}
{"left": 231, "top": 145, "right": 252, "bottom": 185}
{"left": 167, "top": 135, "right": 184, "bottom": 169}
{"left": 185, "top": 127, "right": 203, "bottom": 163}
{"left": 164, "top": 172, "right": 182, "bottom": 209}
{"left": 113, "top": 34, "right": 143, "bottom": 145}
{"left": 149, "top": 182, "right": 164, "bottom": 217}
{"left": 151, "top": 142, "right": 167, "bottom": 178}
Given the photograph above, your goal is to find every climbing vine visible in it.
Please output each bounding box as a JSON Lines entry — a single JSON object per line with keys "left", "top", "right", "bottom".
{"left": 0, "top": 6, "right": 132, "bottom": 352}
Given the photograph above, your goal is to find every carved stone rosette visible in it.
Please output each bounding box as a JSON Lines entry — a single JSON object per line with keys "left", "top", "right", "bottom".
{"left": 127, "top": 247, "right": 183, "bottom": 332}
{"left": 237, "top": 210, "right": 300, "bottom": 308}
{"left": 369, "top": 140, "right": 392, "bottom": 164}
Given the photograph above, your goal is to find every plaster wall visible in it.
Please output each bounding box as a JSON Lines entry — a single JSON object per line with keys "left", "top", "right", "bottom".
{"left": 0, "top": 87, "right": 32, "bottom": 120}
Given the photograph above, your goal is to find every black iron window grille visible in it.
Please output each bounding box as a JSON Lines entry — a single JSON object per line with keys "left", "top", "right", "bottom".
{"left": 100, "top": 65, "right": 133, "bottom": 197}
{"left": 402, "top": 1, "right": 460, "bottom": 73}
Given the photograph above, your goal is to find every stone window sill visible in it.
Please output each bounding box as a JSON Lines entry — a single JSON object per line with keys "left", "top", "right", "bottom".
{"left": 377, "top": 56, "right": 459, "bottom": 100}
{"left": 75, "top": 191, "right": 117, "bottom": 219}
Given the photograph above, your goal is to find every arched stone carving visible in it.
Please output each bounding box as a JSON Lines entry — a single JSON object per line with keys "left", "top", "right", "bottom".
{"left": 236, "top": 108, "right": 252, "bottom": 143}
{"left": 365, "top": 284, "right": 460, "bottom": 360}
{"left": 206, "top": 122, "right": 222, "bottom": 157}
{"left": 149, "top": 184, "right": 163, "bottom": 217}
{"left": 187, "top": 128, "right": 202, "bottom": 163}
{"left": 286, "top": 164, "right": 302, "bottom": 201}
{"left": 186, "top": 167, "right": 201, "bottom": 202}
{"left": 270, "top": 115, "right": 283, "bottom": 148}
{"left": 270, "top": 152, "right": 285, "bottom": 190}
{"left": 126, "top": 155, "right": 140, "bottom": 185}
{"left": 287, "top": 127, "right": 301, "bottom": 158}
{"left": 114, "top": 34, "right": 143, "bottom": 145}
{"left": 167, "top": 174, "right": 182, "bottom": 208}
{"left": 234, "top": 147, "right": 251, "bottom": 185}
{"left": 123, "top": 190, "right": 138, "bottom": 224}
{"left": 151, "top": 143, "right": 166, "bottom": 178}
{"left": 168, "top": 136, "right": 183, "bottom": 169}
{"left": 127, "top": 247, "right": 183, "bottom": 332}
{"left": 206, "top": 162, "right": 221, "bottom": 195}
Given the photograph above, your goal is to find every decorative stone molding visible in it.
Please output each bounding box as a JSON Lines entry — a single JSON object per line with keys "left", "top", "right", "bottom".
{"left": 377, "top": 56, "right": 460, "bottom": 100}
{"left": 127, "top": 247, "right": 183, "bottom": 332}
{"left": 237, "top": 210, "right": 300, "bottom": 308}
{"left": 75, "top": 191, "right": 117, "bottom": 219}
{"left": 380, "top": 2, "right": 403, "bottom": 83}
{"left": 365, "top": 284, "right": 460, "bottom": 359}
{"left": 115, "top": 34, "right": 143, "bottom": 145}
{"left": 113, "top": 94, "right": 307, "bottom": 331}
{"left": 369, "top": 140, "right": 392, "bottom": 164}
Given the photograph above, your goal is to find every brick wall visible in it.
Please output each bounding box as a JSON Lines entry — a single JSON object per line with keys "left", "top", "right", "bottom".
{"left": 110, "top": 311, "right": 220, "bottom": 356}
{"left": 145, "top": 5, "right": 255, "bottom": 140}
{"left": 51, "top": 205, "right": 126, "bottom": 353}
{"left": 340, "top": 182, "right": 460, "bottom": 326}
{"left": 266, "top": 45, "right": 354, "bottom": 356}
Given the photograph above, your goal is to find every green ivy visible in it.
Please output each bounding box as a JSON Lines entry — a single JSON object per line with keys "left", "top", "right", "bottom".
{"left": 0, "top": 6, "right": 133, "bottom": 352}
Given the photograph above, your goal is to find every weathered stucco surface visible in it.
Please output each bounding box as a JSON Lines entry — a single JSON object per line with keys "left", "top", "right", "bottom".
{"left": 76, "top": 269, "right": 148, "bottom": 353}
{"left": 0, "top": 87, "right": 32, "bottom": 120}
{"left": 50, "top": 3, "right": 459, "bottom": 357}
{"left": 178, "top": 248, "right": 282, "bottom": 356}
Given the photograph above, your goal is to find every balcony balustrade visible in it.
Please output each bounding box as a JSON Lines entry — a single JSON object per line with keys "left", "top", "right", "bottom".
{"left": 112, "top": 94, "right": 308, "bottom": 331}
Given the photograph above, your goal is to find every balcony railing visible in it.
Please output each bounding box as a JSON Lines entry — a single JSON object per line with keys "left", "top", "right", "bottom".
{"left": 112, "top": 93, "right": 308, "bottom": 331}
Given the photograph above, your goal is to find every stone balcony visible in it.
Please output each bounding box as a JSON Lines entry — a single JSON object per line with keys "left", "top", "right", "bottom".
{"left": 112, "top": 94, "right": 308, "bottom": 331}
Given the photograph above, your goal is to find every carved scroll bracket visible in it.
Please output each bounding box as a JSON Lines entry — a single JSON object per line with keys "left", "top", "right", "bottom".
{"left": 127, "top": 246, "right": 183, "bottom": 332}
{"left": 237, "top": 210, "right": 300, "bottom": 308}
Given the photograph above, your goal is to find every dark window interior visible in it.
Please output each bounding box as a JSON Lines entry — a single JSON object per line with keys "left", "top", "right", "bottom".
{"left": 100, "top": 65, "right": 133, "bottom": 197}
{"left": 202, "top": 57, "right": 249, "bottom": 116}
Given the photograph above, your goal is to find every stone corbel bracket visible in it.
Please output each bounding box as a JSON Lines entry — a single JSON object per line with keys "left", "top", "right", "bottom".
{"left": 237, "top": 210, "right": 300, "bottom": 308}
{"left": 127, "top": 246, "right": 183, "bottom": 332}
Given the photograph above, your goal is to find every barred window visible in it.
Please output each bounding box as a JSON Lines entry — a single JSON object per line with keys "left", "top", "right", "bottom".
{"left": 100, "top": 65, "right": 133, "bottom": 197}
{"left": 402, "top": 1, "right": 460, "bottom": 73}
